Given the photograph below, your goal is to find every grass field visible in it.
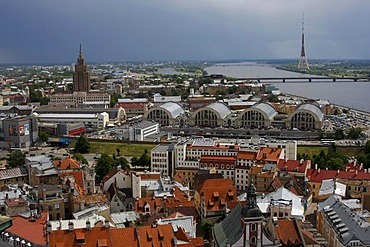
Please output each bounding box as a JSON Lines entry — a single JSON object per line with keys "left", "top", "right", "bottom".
{"left": 89, "top": 142, "right": 157, "bottom": 157}
{"left": 297, "top": 146, "right": 364, "bottom": 157}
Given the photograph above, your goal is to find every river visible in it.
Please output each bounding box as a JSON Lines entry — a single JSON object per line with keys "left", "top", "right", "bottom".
{"left": 205, "top": 63, "right": 370, "bottom": 112}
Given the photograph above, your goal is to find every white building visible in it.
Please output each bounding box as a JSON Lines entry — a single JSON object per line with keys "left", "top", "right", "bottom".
{"left": 151, "top": 144, "right": 176, "bottom": 176}
{"left": 129, "top": 121, "right": 159, "bottom": 141}
{"left": 256, "top": 187, "right": 304, "bottom": 220}
{"left": 153, "top": 93, "right": 181, "bottom": 104}
{"left": 50, "top": 92, "right": 110, "bottom": 108}
{"left": 35, "top": 112, "right": 109, "bottom": 129}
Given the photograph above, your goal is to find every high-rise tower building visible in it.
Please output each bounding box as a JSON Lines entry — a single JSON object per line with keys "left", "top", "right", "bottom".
{"left": 297, "top": 14, "right": 310, "bottom": 71}
{"left": 73, "top": 44, "right": 91, "bottom": 92}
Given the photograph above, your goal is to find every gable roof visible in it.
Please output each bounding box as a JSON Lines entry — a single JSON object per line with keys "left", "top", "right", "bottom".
{"left": 53, "top": 158, "right": 80, "bottom": 171}
{"left": 256, "top": 147, "right": 282, "bottom": 163}
{"left": 278, "top": 159, "right": 310, "bottom": 173}
{"left": 197, "top": 179, "right": 238, "bottom": 213}
{"left": 0, "top": 167, "right": 28, "bottom": 180}
{"left": 276, "top": 218, "right": 303, "bottom": 246}
{"left": 6, "top": 212, "right": 48, "bottom": 245}
{"left": 307, "top": 168, "right": 370, "bottom": 183}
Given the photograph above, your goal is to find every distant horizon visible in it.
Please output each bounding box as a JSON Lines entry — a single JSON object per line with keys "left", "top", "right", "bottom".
{"left": 1, "top": 58, "right": 370, "bottom": 67}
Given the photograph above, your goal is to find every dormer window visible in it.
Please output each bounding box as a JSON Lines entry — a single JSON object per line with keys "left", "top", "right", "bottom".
{"left": 75, "top": 232, "right": 85, "bottom": 245}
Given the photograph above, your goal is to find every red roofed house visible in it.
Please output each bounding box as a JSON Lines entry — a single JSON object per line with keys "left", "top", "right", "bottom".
{"left": 4, "top": 212, "right": 48, "bottom": 246}
{"left": 53, "top": 157, "right": 81, "bottom": 173}
{"left": 256, "top": 147, "right": 284, "bottom": 165}
{"left": 194, "top": 178, "right": 238, "bottom": 219}
{"left": 48, "top": 223, "right": 180, "bottom": 247}
{"left": 235, "top": 150, "right": 257, "bottom": 191}
{"left": 278, "top": 159, "right": 311, "bottom": 178}
{"left": 307, "top": 167, "right": 370, "bottom": 200}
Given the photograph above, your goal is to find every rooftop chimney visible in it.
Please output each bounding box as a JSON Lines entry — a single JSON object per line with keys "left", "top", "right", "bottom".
{"left": 68, "top": 221, "right": 74, "bottom": 231}
{"left": 46, "top": 221, "right": 52, "bottom": 234}
{"left": 104, "top": 219, "right": 109, "bottom": 228}
{"left": 318, "top": 168, "right": 321, "bottom": 173}
{"left": 315, "top": 164, "right": 318, "bottom": 170}
{"left": 86, "top": 220, "right": 91, "bottom": 231}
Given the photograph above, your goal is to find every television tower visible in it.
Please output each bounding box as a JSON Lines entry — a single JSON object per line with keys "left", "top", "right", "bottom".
{"left": 297, "top": 13, "right": 310, "bottom": 71}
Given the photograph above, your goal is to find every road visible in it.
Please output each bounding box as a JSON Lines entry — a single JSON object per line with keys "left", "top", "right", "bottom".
{"left": 162, "top": 127, "right": 321, "bottom": 140}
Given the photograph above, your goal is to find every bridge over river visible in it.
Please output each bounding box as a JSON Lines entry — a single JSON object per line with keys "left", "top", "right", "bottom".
{"left": 235, "top": 76, "right": 369, "bottom": 83}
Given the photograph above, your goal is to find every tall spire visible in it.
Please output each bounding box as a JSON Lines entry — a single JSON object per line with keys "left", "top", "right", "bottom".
{"left": 297, "top": 13, "right": 310, "bottom": 71}
{"left": 79, "top": 44, "right": 83, "bottom": 59}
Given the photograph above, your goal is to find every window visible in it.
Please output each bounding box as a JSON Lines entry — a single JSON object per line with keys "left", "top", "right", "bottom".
{"left": 250, "top": 236, "right": 256, "bottom": 244}
{"left": 251, "top": 223, "right": 256, "bottom": 231}
{"left": 55, "top": 204, "right": 60, "bottom": 210}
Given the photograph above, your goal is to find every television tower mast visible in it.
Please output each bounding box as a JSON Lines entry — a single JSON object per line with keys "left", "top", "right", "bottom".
{"left": 298, "top": 13, "right": 310, "bottom": 71}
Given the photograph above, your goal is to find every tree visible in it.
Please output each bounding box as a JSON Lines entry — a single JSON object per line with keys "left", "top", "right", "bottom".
{"left": 139, "top": 152, "right": 151, "bottom": 168}
{"left": 365, "top": 140, "right": 370, "bottom": 154}
{"left": 74, "top": 135, "right": 91, "bottom": 154}
{"left": 38, "top": 131, "right": 49, "bottom": 143}
{"left": 347, "top": 128, "right": 362, "bottom": 139}
{"left": 131, "top": 156, "right": 139, "bottom": 168}
{"left": 201, "top": 221, "right": 215, "bottom": 241}
{"left": 95, "top": 153, "right": 115, "bottom": 181}
{"left": 110, "top": 92, "right": 121, "bottom": 108}
{"left": 7, "top": 151, "right": 25, "bottom": 168}
{"left": 115, "top": 157, "right": 130, "bottom": 171}
{"left": 72, "top": 153, "right": 88, "bottom": 165}
{"left": 40, "top": 97, "right": 50, "bottom": 105}
{"left": 333, "top": 129, "right": 345, "bottom": 140}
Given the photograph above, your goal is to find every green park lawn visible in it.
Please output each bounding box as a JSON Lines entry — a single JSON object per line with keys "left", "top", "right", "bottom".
{"left": 89, "top": 142, "right": 157, "bottom": 157}
{"left": 297, "top": 146, "right": 363, "bottom": 158}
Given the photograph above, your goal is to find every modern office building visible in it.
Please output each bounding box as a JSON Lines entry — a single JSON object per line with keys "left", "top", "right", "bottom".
{"left": 0, "top": 114, "right": 38, "bottom": 149}
{"left": 128, "top": 121, "right": 159, "bottom": 141}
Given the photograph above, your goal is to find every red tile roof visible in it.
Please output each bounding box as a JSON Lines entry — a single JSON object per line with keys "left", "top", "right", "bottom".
{"left": 256, "top": 147, "right": 282, "bottom": 162}
{"left": 276, "top": 218, "right": 303, "bottom": 246}
{"left": 49, "top": 227, "right": 112, "bottom": 247}
{"left": 137, "top": 224, "right": 175, "bottom": 247}
{"left": 306, "top": 168, "right": 370, "bottom": 183}
{"left": 60, "top": 171, "right": 85, "bottom": 190}
{"left": 115, "top": 103, "right": 145, "bottom": 108}
{"left": 6, "top": 212, "right": 48, "bottom": 245}
{"left": 278, "top": 159, "right": 310, "bottom": 173}
{"left": 53, "top": 158, "right": 80, "bottom": 171}
{"left": 197, "top": 179, "right": 238, "bottom": 213}
{"left": 237, "top": 151, "right": 257, "bottom": 160}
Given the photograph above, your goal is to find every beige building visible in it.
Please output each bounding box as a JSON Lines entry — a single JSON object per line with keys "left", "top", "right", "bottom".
{"left": 188, "top": 102, "right": 231, "bottom": 127}
{"left": 236, "top": 102, "right": 277, "bottom": 129}
{"left": 286, "top": 103, "right": 324, "bottom": 130}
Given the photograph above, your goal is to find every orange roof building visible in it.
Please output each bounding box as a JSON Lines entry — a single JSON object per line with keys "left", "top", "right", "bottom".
{"left": 49, "top": 224, "right": 181, "bottom": 247}
{"left": 5, "top": 212, "right": 48, "bottom": 246}
{"left": 53, "top": 157, "right": 81, "bottom": 172}
{"left": 194, "top": 178, "right": 238, "bottom": 219}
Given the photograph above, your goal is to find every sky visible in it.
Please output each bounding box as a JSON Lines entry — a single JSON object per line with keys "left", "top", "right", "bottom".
{"left": 1, "top": 0, "right": 370, "bottom": 64}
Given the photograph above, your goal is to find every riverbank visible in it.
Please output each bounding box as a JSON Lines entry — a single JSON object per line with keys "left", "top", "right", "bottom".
{"left": 283, "top": 92, "right": 370, "bottom": 115}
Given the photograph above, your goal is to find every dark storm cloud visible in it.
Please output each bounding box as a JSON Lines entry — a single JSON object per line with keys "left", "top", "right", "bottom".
{"left": 0, "top": 0, "right": 369, "bottom": 63}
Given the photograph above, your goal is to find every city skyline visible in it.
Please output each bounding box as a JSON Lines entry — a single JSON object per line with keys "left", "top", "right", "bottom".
{"left": 1, "top": 0, "right": 370, "bottom": 64}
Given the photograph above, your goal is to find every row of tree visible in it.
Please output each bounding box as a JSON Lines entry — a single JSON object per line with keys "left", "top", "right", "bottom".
{"left": 297, "top": 141, "right": 370, "bottom": 170}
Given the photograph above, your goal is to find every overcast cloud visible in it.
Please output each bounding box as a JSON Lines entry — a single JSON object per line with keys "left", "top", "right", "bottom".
{"left": 0, "top": 0, "right": 369, "bottom": 63}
